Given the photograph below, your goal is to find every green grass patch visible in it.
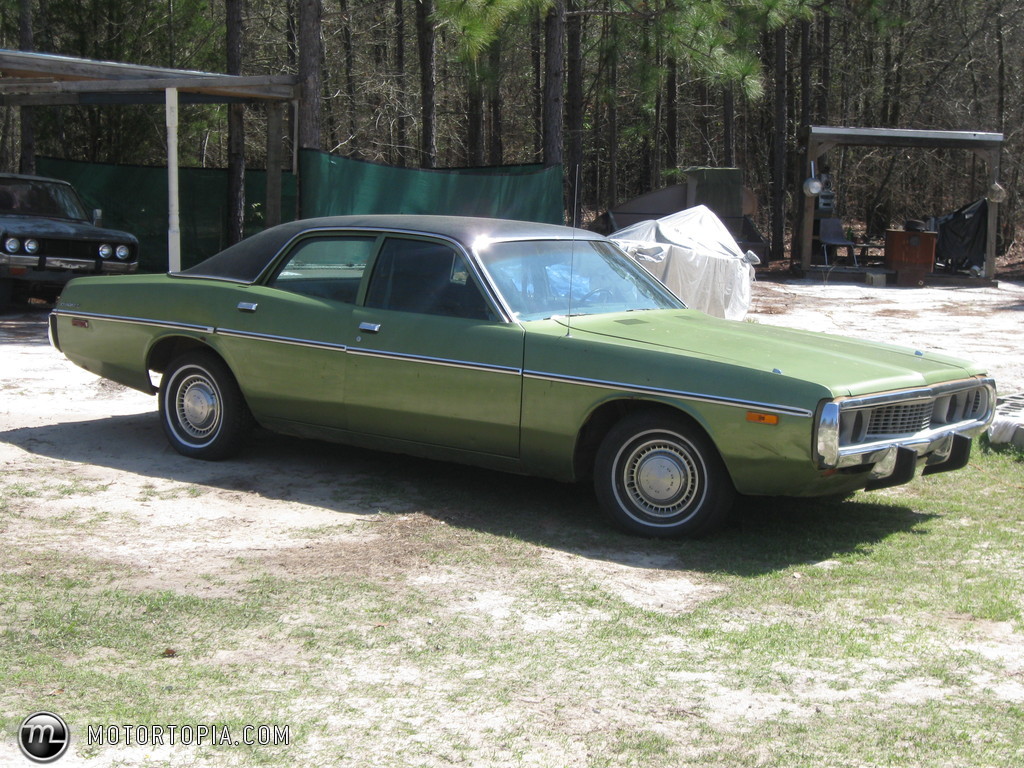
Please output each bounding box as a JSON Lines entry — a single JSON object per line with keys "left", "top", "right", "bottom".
{"left": 1, "top": 444, "right": 1023, "bottom": 765}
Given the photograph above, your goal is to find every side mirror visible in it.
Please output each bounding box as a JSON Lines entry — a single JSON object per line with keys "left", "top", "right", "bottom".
{"left": 92, "top": 209, "right": 103, "bottom": 227}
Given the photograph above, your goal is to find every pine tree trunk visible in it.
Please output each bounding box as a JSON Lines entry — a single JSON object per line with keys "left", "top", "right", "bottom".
{"left": 771, "top": 26, "right": 787, "bottom": 262}
{"left": 467, "top": 64, "right": 485, "bottom": 166}
{"left": 665, "top": 58, "right": 678, "bottom": 173}
{"left": 566, "top": 0, "right": 583, "bottom": 225}
{"left": 19, "top": 0, "right": 35, "bottom": 175}
{"left": 394, "top": 0, "right": 408, "bottom": 166}
{"left": 605, "top": 17, "right": 618, "bottom": 211}
{"left": 543, "top": 0, "right": 565, "bottom": 171}
{"left": 487, "top": 41, "right": 503, "bottom": 165}
{"left": 417, "top": 0, "right": 437, "bottom": 168}
{"left": 531, "top": 15, "right": 543, "bottom": 160}
{"left": 297, "top": 0, "right": 323, "bottom": 151}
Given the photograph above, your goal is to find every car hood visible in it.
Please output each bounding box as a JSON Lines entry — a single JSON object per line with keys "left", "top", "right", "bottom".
{"left": 551, "top": 310, "right": 985, "bottom": 397}
{"left": 0, "top": 214, "right": 137, "bottom": 243}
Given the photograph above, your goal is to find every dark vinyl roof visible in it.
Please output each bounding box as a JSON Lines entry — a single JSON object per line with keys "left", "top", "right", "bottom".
{"left": 176, "top": 215, "right": 598, "bottom": 283}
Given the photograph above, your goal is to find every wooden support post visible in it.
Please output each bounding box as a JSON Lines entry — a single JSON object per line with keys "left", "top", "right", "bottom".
{"left": 165, "top": 87, "right": 181, "bottom": 272}
{"left": 985, "top": 147, "right": 1000, "bottom": 280}
{"left": 266, "top": 102, "right": 284, "bottom": 228}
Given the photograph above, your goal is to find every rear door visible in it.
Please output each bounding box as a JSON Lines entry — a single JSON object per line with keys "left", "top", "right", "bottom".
{"left": 215, "top": 233, "right": 376, "bottom": 427}
{"left": 345, "top": 235, "right": 525, "bottom": 458}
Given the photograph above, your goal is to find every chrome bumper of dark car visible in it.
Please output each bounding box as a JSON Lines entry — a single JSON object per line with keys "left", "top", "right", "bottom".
{"left": 1, "top": 253, "right": 137, "bottom": 274}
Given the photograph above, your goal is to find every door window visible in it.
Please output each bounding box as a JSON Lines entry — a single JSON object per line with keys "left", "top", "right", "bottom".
{"left": 269, "top": 235, "right": 376, "bottom": 303}
{"left": 364, "top": 238, "right": 495, "bottom": 320}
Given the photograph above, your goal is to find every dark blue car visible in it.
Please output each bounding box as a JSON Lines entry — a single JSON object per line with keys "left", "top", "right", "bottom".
{"left": 0, "top": 173, "right": 138, "bottom": 305}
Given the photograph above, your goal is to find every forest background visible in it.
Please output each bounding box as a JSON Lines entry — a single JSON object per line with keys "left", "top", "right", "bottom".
{"left": 0, "top": 0, "right": 1019, "bottom": 262}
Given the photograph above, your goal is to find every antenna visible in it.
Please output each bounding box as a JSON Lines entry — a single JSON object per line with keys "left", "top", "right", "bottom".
{"left": 566, "top": 164, "right": 581, "bottom": 338}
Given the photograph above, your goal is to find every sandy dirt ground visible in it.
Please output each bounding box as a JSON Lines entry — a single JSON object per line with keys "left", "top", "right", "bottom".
{"left": 2, "top": 276, "right": 1023, "bottom": 603}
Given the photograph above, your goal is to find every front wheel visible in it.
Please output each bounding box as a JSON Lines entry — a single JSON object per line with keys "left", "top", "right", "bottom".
{"left": 594, "top": 413, "right": 735, "bottom": 538}
{"left": 159, "top": 350, "right": 252, "bottom": 460}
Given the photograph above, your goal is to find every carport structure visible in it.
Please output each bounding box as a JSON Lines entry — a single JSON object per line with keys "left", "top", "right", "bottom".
{"left": 0, "top": 49, "right": 298, "bottom": 270}
{"left": 796, "top": 126, "right": 1005, "bottom": 280}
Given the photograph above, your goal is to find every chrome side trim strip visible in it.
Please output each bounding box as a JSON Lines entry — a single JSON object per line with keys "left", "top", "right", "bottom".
{"left": 52, "top": 309, "right": 813, "bottom": 418}
{"left": 348, "top": 346, "right": 521, "bottom": 375}
{"left": 216, "top": 327, "right": 348, "bottom": 352}
{"left": 52, "top": 309, "right": 213, "bottom": 334}
{"left": 524, "top": 370, "right": 815, "bottom": 418}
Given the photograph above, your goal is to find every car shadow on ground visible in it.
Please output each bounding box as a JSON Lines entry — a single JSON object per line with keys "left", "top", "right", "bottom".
{"left": 2, "top": 410, "right": 931, "bottom": 578}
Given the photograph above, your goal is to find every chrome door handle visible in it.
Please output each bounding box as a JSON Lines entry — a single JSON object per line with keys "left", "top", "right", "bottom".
{"left": 358, "top": 321, "right": 381, "bottom": 333}
{"left": 237, "top": 302, "right": 258, "bottom": 313}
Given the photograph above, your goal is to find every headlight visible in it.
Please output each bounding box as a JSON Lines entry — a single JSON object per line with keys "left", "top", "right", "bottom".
{"left": 24, "top": 238, "right": 39, "bottom": 254}
{"left": 98, "top": 243, "right": 113, "bottom": 259}
{"left": 5, "top": 237, "right": 21, "bottom": 253}
{"left": 115, "top": 244, "right": 131, "bottom": 260}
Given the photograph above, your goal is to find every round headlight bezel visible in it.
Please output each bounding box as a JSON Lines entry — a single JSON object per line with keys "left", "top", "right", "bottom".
{"left": 115, "top": 244, "right": 131, "bottom": 260}
{"left": 24, "top": 238, "right": 39, "bottom": 254}
{"left": 98, "top": 243, "right": 114, "bottom": 259}
{"left": 5, "top": 237, "right": 21, "bottom": 254}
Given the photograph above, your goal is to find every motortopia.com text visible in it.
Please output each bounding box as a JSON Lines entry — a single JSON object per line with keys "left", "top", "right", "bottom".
{"left": 87, "top": 723, "right": 290, "bottom": 747}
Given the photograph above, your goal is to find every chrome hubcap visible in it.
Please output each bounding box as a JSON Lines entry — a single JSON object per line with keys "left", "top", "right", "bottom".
{"left": 621, "top": 437, "right": 702, "bottom": 519}
{"left": 636, "top": 452, "right": 684, "bottom": 502}
{"left": 175, "top": 373, "right": 221, "bottom": 440}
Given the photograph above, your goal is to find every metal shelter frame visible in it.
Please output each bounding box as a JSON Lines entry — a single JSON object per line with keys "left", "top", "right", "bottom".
{"left": 0, "top": 49, "right": 299, "bottom": 270}
{"left": 797, "top": 126, "right": 1005, "bottom": 279}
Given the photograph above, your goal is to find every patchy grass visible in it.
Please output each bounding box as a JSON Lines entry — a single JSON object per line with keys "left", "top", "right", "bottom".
{"left": 1, "top": 443, "right": 1023, "bottom": 766}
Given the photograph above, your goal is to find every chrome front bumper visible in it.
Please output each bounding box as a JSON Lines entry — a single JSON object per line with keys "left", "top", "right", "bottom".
{"left": 1, "top": 253, "right": 137, "bottom": 274}
{"left": 816, "top": 377, "right": 997, "bottom": 485}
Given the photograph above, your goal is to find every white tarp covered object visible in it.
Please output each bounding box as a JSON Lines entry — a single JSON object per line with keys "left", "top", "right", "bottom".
{"left": 611, "top": 205, "right": 759, "bottom": 321}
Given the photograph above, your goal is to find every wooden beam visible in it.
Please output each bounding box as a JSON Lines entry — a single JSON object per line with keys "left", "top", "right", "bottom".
{"left": 0, "top": 92, "right": 259, "bottom": 107}
{"left": 807, "top": 126, "right": 1003, "bottom": 152}
{"left": 0, "top": 50, "right": 296, "bottom": 104}
{"left": 0, "top": 75, "right": 296, "bottom": 101}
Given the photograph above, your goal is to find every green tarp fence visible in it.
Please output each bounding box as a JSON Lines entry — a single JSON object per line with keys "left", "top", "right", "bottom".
{"left": 37, "top": 156, "right": 298, "bottom": 274}
{"left": 36, "top": 151, "right": 563, "bottom": 273}
{"left": 298, "top": 149, "right": 564, "bottom": 225}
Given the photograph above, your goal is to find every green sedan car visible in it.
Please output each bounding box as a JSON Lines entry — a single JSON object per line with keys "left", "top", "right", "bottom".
{"left": 49, "top": 215, "right": 995, "bottom": 537}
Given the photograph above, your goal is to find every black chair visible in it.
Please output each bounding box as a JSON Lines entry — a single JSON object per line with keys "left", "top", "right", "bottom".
{"left": 819, "top": 218, "right": 859, "bottom": 266}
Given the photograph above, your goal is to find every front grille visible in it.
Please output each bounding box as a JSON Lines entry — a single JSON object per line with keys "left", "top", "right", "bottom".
{"left": 40, "top": 238, "right": 100, "bottom": 260}
{"left": 838, "top": 382, "right": 992, "bottom": 447}
{"left": 867, "top": 402, "right": 932, "bottom": 437}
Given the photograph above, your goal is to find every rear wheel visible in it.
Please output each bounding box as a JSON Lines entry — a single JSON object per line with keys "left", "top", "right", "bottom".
{"left": 594, "top": 412, "right": 734, "bottom": 538}
{"left": 159, "top": 350, "right": 252, "bottom": 460}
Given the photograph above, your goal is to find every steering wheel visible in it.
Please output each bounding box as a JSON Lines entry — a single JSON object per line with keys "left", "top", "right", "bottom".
{"left": 579, "top": 287, "right": 615, "bottom": 304}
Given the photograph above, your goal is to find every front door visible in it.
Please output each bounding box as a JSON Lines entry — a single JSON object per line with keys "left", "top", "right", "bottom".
{"left": 345, "top": 235, "right": 525, "bottom": 458}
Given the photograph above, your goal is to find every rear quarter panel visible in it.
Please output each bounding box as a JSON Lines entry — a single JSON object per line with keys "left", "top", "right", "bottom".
{"left": 53, "top": 274, "right": 235, "bottom": 393}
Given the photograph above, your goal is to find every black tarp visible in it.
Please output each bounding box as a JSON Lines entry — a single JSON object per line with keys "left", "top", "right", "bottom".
{"left": 933, "top": 198, "right": 987, "bottom": 273}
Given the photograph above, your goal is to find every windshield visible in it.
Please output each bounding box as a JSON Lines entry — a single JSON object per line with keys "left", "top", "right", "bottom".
{"left": 476, "top": 238, "right": 682, "bottom": 321}
{"left": 0, "top": 180, "right": 89, "bottom": 221}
